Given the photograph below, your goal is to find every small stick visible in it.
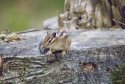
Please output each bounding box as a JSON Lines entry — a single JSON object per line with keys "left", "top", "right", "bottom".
{"left": 17, "top": 29, "right": 41, "bottom": 34}
{"left": 113, "top": 19, "right": 125, "bottom": 26}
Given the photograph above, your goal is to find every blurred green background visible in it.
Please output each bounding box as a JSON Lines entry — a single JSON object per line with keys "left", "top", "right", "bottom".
{"left": 0, "top": 0, "right": 64, "bottom": 32}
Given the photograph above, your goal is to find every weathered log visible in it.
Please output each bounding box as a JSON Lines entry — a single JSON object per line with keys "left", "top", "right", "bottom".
{"left": 0, "top": 30, "right": 125, "bottom": 83}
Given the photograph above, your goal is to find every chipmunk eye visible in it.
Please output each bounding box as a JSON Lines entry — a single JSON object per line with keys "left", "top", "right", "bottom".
{"left": 49, "top": 40, "right": 51, "bottom": 43}
{"left": 48, "top": 40, "right": 51, "bottom": 44}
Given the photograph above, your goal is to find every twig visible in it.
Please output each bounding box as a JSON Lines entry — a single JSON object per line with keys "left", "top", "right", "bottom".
{"left": 113, "top": 19, "right": 125, "bottom": 26}
{"left": 17, "top": 29, "right": 41, "bottom": 34}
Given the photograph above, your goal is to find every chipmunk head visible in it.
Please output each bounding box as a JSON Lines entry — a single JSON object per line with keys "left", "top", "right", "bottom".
{"left": 43, "top": 32, "right": 57, "bottom": 48}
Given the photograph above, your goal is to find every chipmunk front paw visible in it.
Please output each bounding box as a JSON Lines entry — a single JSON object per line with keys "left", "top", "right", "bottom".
{"left": 47, "top": 50, "right": 52, "bottom": 56}
{"left": 61, "top": 51, "right": 66, "bottom": 57}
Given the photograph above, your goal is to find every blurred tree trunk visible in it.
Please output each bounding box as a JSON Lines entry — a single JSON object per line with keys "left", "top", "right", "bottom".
{"left": 64, "top": 0, "right": 125, "bottom": 29}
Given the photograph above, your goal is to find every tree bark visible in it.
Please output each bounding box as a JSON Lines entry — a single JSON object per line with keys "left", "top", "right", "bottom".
{"left": 64, "top": 0, "right": 125, "bottom": 29}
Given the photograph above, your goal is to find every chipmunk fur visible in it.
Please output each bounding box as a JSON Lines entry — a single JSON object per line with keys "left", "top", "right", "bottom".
{"left": 43, "top": 31, "right": 71, "bottom": 56}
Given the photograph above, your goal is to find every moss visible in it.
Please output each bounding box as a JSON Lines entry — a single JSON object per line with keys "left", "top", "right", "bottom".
{"left": 111, "top": 64, "right": 125, "bottom": 84}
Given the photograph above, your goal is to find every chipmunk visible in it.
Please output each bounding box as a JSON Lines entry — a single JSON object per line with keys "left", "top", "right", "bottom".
{"left": 43, "top": 31, "right": 71, "bottom": 56}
